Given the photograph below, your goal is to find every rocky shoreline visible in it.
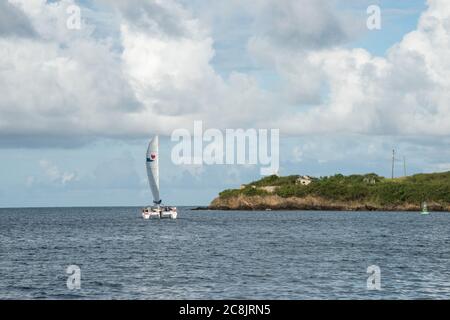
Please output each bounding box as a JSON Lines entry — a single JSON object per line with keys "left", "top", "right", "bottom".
{"left": 206, "top": 195, "right": 450, "bottom": 212}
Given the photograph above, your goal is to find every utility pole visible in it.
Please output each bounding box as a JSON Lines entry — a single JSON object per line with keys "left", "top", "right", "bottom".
{"left": 403, "top": 156, "right": 407, "bottom": 177}
{"left": 391, "top": 149, "right": 395, "bottom": 179}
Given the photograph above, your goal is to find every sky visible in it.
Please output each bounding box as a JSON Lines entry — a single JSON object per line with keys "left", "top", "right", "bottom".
{"left": 1, "top": 0, "right": 450, "bottom": 207}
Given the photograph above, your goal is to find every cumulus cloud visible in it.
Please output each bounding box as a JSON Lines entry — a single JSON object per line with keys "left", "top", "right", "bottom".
{"left": 0, "top": 0, "right": 450, "bottom": 149}
{"left": 0, "top": 0, "right": 142, "bottom": 147}
{"left": 39, "top": 159, "right": 77, "bottom": 185}
{"left": 250, "top": 0, "right": 352, "bottom": 50}
{"left": 0, "top": 0, "right": 36, "bottom": 37}
{"left": 256, "top": 0, "right": 450, "bottom": 136}
{"left": 107, "top": 0, "right": 194, "bottom": 37}
{"left": 0, "top": 0, "right": 273, "bottom": 147}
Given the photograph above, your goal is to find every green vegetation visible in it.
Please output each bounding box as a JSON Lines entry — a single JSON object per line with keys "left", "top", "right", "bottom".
{"left": 218, "top": 172, "right": 450, "bottom": 206}
{"left": 219, "top": 187, "right": 269, "bottom": 198}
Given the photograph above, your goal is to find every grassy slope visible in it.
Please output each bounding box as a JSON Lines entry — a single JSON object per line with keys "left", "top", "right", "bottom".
{"left": 217, "top": 172, "right": 450, "bottom": 207}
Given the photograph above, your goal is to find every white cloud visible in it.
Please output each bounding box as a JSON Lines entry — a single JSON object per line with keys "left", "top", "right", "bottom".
{"left": 0, "top": 0, "right": 141, "bottom": 147}
{"left": 256, "top": 0, "right": 450, "bottom": 136}
{"left": 249, "top": 0, "right": 353, "bottom": 50}
{"left": 39, "top": 159, "right": 77, "bottom": 185}
{"left": 0, "top": 0, "right": 450, "bottom": 150}
{"left": 118, "top": 0, "right": 276, "bottom": 132}
{"left": 0, "top": 0, "right": 36, "bottom": 37}
{"left": 0, "top": 0, "right": 273, "bottom": 147}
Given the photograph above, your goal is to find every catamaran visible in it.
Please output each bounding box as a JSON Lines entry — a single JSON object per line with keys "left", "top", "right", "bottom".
{"left": 142, "top": 136, "right": 177, "bottom": 220}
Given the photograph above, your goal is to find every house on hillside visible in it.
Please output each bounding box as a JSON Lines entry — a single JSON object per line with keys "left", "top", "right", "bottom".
{"left": 296, "top": 175, "right": 312, "bottom": 186}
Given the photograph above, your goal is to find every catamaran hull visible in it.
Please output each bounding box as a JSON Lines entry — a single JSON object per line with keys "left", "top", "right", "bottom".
{"left": 142, "top": 212, "right": 161, "bottom": 219}
{"left": 142, "top": 208, "right": 177, "bottom": 220}
{"left": 161, "top": 211, "right": 177, "bottom": 219}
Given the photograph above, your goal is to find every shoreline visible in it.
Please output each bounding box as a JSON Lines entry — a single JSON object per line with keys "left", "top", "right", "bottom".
{"left": 190, "top": 207, "right": 450, "bottom": 213}
{"left": 193, "top": 207, "right": 450, "bottom": 212}
{"left": 205, "top": 195, "right": 450, "bottom": 212}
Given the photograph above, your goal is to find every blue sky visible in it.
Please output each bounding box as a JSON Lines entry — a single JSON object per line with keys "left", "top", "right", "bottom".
{"left": 1, "top": 0, "right": 450, "bottom": 207}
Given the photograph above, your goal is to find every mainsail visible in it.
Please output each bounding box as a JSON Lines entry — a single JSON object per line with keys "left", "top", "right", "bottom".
{"left": 146, "top": 136, "right": 161, "bottom": 205}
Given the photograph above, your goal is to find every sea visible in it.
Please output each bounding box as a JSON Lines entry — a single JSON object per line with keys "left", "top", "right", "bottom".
{"left": 1, "top": 207, "right": 449, "bottom": 299}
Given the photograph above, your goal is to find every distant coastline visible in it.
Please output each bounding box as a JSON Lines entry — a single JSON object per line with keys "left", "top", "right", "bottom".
{"left": 207, "top": 172, "right": 450, "bottom": 212}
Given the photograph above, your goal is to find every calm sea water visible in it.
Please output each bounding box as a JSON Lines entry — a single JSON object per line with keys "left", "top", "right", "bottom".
{"left": 1, "top": 207, "right": 450, "bottom": 299}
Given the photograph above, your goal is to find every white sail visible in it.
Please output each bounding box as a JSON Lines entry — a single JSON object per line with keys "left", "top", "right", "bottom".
{"left": 146, "top": 136, "right": 161, "bottom": 205}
